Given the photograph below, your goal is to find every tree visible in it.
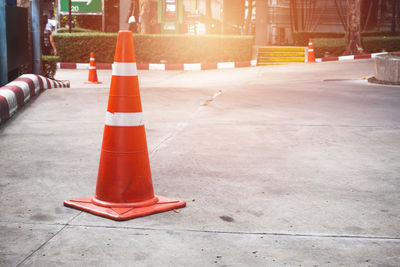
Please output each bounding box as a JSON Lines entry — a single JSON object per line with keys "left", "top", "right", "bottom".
{"left": 376, "top": 0, "right": 383, "bottom": 31}
{"left": 289, "top": 0, "right": 319, "bottom": 33}
{"left": 139, "top": 0, "right": 151, "bottom": 33}
{"left": 361, "top": 0, "right": 373, "bottom": 31}
{"left": 244, "top": 0, "right": 254, "bottom": 35}
{"left": 391, "top": 0, "right": 398, "bottom": 34}
{"left": 206, "top": 0, "right": 212, "bottom": 34}
{"left": 344, "top": 0, "right": 363, "bottom": 55}
{"left": 334, "top": 0, "right": 347, "bottom": 28}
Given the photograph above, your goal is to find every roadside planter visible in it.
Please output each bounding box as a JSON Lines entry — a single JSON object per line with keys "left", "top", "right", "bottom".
{"left": 371, "top": 53, "right": 400, "bottom": 85}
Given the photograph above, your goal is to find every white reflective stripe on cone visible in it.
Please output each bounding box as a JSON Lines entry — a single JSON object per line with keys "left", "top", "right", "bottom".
{"left": 90, "top": 58, "right": 95, "bottom": 61}
{"left": 105, "top": 112, "right": 144, "bottom": 126}
{"left": 112, "top": 62, "right": 138, "bottom": 76}
{"left": 308, "top": 49, "right": 314, "bottom": 52}
{"left": 89, "top": 66, "right": 96, "bottom": 69}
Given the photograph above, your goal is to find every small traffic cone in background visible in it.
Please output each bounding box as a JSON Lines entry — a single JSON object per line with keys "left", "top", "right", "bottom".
{"left": 307, "top": 39, "right": 316, "bottom": 63}
{"left": 64, "top": 31, "right": 186, "bottom": 221}
{"left": 85, "top": 52, "right": 101, "bottom": 84}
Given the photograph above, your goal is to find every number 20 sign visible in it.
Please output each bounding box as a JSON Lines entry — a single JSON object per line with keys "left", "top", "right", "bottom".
{"left": 59, "top": 0, "right": 103, "bottom": 15}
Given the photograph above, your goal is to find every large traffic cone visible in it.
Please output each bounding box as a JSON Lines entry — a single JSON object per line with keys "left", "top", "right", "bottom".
{"left": 85, "top": 52, "right": 101, "bottom": 84}
{"left": 64, "top": 31, "right": 186, "bottom": 220}
{"left": 307, "top": 38, "right": 316, "bottom": 63}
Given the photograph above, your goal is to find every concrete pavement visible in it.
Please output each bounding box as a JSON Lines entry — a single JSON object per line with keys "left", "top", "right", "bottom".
{"left": 1, "top": 60, "right": 400, "bottom": 266}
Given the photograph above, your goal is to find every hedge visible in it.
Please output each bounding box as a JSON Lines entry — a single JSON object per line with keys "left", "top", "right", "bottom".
{"left": 312, "top": 36, "right": 400, "bottom": 58}
{"left": 293, "top": 31, "right": 399, "bottom": 46}
{"left": 56, "top": 27, "right": 97, "bottom": 33}
{"left": 41, "top": 55, "right": 59, "bottom": 79}
{"left": 53, "top": 33, "right": 255, "bottom": 64}
{"left": 293, "top": 32, "right": 345, "bottom": 46}
{"left": 363, "top": 36, "right": 400, "bottom": 52}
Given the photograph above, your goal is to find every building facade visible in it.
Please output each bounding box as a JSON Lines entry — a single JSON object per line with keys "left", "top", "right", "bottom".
{"left": 264, "top": 0, "right": 345, "bottom": 45}
{"left": 120, "top": 0, "right": 398, "bottom": 45}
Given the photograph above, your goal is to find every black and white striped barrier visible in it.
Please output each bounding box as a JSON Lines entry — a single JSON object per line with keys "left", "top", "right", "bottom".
{"left": 0, "top": 74, "right": 70, "bottom": 124}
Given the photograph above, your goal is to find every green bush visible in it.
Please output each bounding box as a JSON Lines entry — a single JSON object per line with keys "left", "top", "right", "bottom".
{"left": 312, "top": 36, "right": 400, "bottom": 57}
{"left": 53, "top": 33, "right": 255, "bottom": 63}
{"left": 363, "top": 36, "right": 400, "bottom": 52}
{"left": 41, "top": 56, "right": 59, "bottom": 79}
{"left": 361, "top": 31, "right": 397, "bottom": 37}
{"left": 56, "top": 27, "right": 98, "bottom": 33}
{"left": 292, "top": 32, "right": 344, "bottom": 46}
{"left": 54, "top": 33, "right": 116, "bottom": 63}
{"left": 293, "top": 31, "right": 399, "bottom": 46}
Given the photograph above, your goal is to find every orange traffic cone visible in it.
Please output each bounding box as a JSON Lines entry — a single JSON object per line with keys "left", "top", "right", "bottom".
{"left": 85, "top": 52, "right": 101, "bottom": 84}
{"left": 307, "top": 39, "right": 316, "bottom": 63}
{"left": 64, "top": 31, "right": 186, "bottom": 220}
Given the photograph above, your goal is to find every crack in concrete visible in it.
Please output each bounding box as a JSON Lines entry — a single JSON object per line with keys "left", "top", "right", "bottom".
{"left": 149, "top": 89, "right": 222, "bottom": 158}
{"left": 4, "top": 220, "right": 399, "bottom": 242}
{"left": 15, "top": 212, "right": 82, "bottom": 267}
{"left": 53, "top": 224, "right": 400, "bottom": 241}
{"left": 205, "top": 123, "right": 400, "bottom": 129}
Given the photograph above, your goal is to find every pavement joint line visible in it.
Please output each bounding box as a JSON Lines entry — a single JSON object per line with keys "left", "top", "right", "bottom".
{"left": 4, "top": 221, "right": 400, "bottom": 242}
{"left": 66, "top": 225, "right": 400, "bottom": 241}
{"left": 149, "top": 89, "right": 222, "bottom": 158}
{"left": 15, "top": 212, "right": 82, "bottom": 267}
{"left": 202, "top": 123, "right": 400, "bottom": 129}
{"left": 11, "top": 119, "right": 104, "bottom": 123}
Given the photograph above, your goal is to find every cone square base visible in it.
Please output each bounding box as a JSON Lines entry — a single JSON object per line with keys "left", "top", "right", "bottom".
{"left": 64, "top": 196, "right": 186, "bottom": 221}
{"left": 84, "top": 81, "right": 102, "bottom": 84}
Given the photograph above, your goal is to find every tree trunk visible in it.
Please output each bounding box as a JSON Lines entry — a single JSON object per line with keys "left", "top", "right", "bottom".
{"left": 245, "top": 0, "right": 253, "bottom": 35}
{"left": 334, "top": 0, "right": 347, "bottom": 30}
{"left": 362, "top": 0, "right": 373, "bottom": 31}
{"left": 290, "top": 0, "right": 299, "bottom": 32}
{"left": 344, "top": 0, "right": 364, "bottom": 55}
{"left": 139, "top": 0, "right": 150, "bottom": 33}
{"left": 205, "top": 0, "right": 211, "bottom": 34}
{"left": 290, "top": 0, "right": 319, "bottom": 32}
{"left": 377, "top": 0, "right": 382, "bottom": 31}
{"left": 391, "top": 0, "right": 397, "bottom": 34}
{"left": 312, "top": 1, "right": 327, "bottom": 32}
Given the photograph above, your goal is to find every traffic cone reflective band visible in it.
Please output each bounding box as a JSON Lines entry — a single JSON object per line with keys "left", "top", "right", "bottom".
{"left": 64, "top": 31, "right": 186, "bottom": 220}
{"left": 307, "top": 39, "right": 316, "bottom": 63}
{"left": 85, "top": 52, "right": 101, "bottom": 84}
